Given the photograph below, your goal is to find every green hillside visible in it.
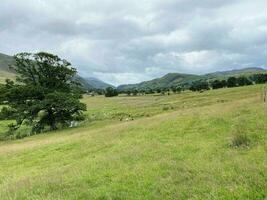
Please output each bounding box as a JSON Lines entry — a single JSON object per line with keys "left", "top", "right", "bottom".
{"left": 0, "top": 53, "right": 15, "bottom": 83}
{"left": 118, "top": 73, "right": 200, "bottom": 90}
{"left": 205, "top": 67, "right": 267, "bottom": 79}
{"left": 0, "top": 84, "right": 267, "bottom": 199}
{"left": 118, "top": 68, "right": 267, "bottom": 91}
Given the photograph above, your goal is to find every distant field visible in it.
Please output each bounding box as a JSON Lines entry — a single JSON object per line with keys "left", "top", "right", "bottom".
{"left": 0, "top": 85, "right": 267, "bottom": 199}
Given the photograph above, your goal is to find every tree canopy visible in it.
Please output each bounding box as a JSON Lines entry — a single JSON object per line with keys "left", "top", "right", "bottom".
{"left": 1, "top": 52, "right": 86, "bottom": 138}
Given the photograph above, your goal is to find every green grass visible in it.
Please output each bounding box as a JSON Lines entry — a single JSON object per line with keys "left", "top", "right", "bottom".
{"left": 0, "top": 85, "right": 267, "bottom": 199}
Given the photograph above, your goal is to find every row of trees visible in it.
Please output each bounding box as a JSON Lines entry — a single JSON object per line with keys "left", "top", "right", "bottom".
{"left": 189, "top": 74, "right": 267, "bottom": 92}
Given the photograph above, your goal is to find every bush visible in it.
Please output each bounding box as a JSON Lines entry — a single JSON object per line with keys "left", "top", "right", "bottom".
{"left": 105, "top": 87, "right": 118, "bottom": 97}
{"left": 189, "top": 81, "right": 210, "bottom": 92}
{"left": 227, "top": 77, "right": 237, "bottom": 88}
{"left": 211, "top": 80, "right": 227, "bottom": 89}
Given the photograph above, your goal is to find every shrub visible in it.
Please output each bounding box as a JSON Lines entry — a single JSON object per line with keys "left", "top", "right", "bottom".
{"left": 105, "top": 87, "right": 118, "bottom": 97}
{"left": 227, "top": 77, "right": 237, "bottom": 87}
{"left": 189, "top": 81, "right": 210, "bottom": 92}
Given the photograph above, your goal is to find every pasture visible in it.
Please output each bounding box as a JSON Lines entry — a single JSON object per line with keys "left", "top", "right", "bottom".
{"left": 0, "top": 85, "right": 267, "bottom": 199}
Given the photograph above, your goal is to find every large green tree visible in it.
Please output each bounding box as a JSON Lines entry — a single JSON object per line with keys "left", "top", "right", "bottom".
{"left": 2, "top": 52, "right": 86, "bottom": 135}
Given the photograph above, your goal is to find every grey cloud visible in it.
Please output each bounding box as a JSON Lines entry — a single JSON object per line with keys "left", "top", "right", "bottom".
{"left": 0, "top": 0, "right": 267, "bottom": 85}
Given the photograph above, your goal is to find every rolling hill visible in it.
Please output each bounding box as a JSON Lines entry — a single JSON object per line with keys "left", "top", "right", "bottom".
{"left": 118, "top": 73, "right": 200, "bottom": 91}
{"left": 205, "top": 67, "right": 267, "bottom": 79}
{"left": 118, "top": 67, "right": 267, "bottom": 91}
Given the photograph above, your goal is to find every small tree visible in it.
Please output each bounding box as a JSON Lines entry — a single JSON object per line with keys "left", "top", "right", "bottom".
{"left": 227, "top": 77, "right": 237, "bottom": 88}
{"left": 2, "top": 52, "right": 86, "bottom": 135}
{"left": 211, "top": 80, "right": 226, "bottom": 89}
{"left": 132, "top": 89, "right": 138, "bottom": 96}
{"left": 236, "top": 76, "right": 253, "bottom": 86}
{"left": 176, "top": 86, "right": 182, "bottom": 93}
{"left": 171, "top": 86, "right": 177, "bottom": 93}
{"left": 190, "top": 81, "right": 210, "bottom": 92}
{"left": 105, "top": 87, "right": 118, "bottom": 97}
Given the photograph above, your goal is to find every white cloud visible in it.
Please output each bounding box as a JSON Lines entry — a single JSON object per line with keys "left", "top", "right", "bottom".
{"left": 0, "top": 0, "right": 267, "bottom": 85}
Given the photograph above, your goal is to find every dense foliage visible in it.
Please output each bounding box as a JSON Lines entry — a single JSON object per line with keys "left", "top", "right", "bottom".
{"left": 0, "top": 52, "right": 86, "bottom": 138}
{"left": 105, "top": 87, "right": 118, "bottom": 97}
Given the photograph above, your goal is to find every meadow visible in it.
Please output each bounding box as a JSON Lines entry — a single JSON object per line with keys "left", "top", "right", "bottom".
{"left": 0, "top": 84, "right": 267, "bottom": 199}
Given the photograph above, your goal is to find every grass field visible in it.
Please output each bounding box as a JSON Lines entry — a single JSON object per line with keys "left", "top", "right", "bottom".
{"left": 0, "top": 85, "right": 267, "bottom": 199}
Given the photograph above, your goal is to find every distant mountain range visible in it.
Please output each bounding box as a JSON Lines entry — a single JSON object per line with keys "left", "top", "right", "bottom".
{"left": 74, "top": 76, "right": 114, "bottom": 90}
{"left": 117, "top": 67, "right": 267, "bottom": 91}
{"left": 0, "top": 53, "right": 114, "bottom": 90}
{"left": 1, "top": 52, "right": 266, "bottom": 91}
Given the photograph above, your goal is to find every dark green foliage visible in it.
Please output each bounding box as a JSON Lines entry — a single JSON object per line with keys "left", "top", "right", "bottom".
{"left": 132, "top": 89, "right": 138, "bottom": 96}
{"left": 176, "top": 86, "right": 182, "bottom": 93}
{"left": 189, "top": 81, "right": 210, "bottom": 92}
{"left": 236, "top": 76, "right": 253, "bottom": 86}
{"left": 251, "top": 74, "right": 267, "bottom": 84}
{"left": 1, "top": 52, "right": 86, "bottom": 137}
{"left": 105, "top": 87, "right": 118, "bottom": 97}
{"left": 227, "top": 77, "right": 237, "bottom": 87}
{"left": 211, "top": 80, "right": 227, "bottom": 89}
{"left": 0, "top": 106, "right": 16, "bottom": 120}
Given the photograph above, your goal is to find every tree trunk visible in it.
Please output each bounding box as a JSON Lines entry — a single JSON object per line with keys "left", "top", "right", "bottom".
{"left": 48, "top": 110, "right": 57, "bottom": 131}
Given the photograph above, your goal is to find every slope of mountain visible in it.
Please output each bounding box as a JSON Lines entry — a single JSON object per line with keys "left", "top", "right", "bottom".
{"left": 117, "top": 73, "right": 200, "bottom": 91}
{"left": 117, "top": 67, "right": 267, "bottom": 90}
{"left": 83, "top": 77, "right": 114, "bottom": 89}
{"left": 0, "top": 52, "right": 113, "bottom": 90}
{"left": 0, "top": 53, "right": 16, "bottom": 83}
{"left": 205, "top": 67, "right": 266, "bottom": 79}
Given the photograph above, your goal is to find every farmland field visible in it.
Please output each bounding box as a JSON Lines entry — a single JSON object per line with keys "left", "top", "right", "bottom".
{"left": 0, "top": 84, "right": 267, "bottom": 199}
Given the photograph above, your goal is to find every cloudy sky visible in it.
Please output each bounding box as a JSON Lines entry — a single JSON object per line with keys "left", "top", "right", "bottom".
{"left": 1, "top": 0, "right": 267, "bottom": 85}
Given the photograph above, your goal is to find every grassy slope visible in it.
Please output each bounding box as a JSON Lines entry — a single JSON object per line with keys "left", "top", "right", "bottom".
{"left": 0, "top": 53, "right": 15, "bottom": 83}
{"left": 0, "top": 85, "right": 267, "bottom": 199}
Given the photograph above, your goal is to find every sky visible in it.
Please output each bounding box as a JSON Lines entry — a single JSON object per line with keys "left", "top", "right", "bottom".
{"left": 1, "top": 0, "right": 267, "bottom": 86}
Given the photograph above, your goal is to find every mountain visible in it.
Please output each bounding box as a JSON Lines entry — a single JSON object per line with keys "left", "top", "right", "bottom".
{"left": 0, "top": 52, "right": 113, "bottom": 90}
{"left": 83, "top": 77, "right": 114, "bottom": 90}
{"left": 117, "top": 73, "right": 200, "bottom": 91}
{"left": 205, "top": 67, "right": 266, "bottom": 79}
{"left": 118, "top": 67, "right": 267, "bottom": 91}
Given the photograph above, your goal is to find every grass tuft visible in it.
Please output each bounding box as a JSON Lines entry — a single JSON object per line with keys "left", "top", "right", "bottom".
{"left": 230, "top": 119, "right": 250, "bottom": 148}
